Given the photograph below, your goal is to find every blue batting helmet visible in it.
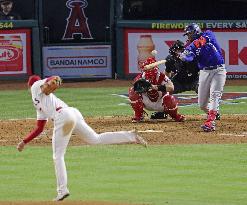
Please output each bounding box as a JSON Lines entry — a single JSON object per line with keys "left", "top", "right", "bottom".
{"left": 183, "top": 23, "right": 202, "bottom": 41}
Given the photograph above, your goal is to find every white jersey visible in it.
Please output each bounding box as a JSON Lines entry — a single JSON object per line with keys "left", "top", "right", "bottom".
{"left": 26, "top": 77, "right": 143, "bottom": 199}
{"left": 31, "top": 79, "right": 68, "bottom": 120}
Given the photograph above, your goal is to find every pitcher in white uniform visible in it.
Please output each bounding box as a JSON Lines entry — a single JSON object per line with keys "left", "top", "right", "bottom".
{"left": 17, "top": 75, "right": 147, "bottom": 201}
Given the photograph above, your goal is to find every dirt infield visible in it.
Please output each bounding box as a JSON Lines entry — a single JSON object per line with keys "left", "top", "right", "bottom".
{"left": 1, "top": 78, "right": 247, "bottom": 147}
{"left": 1, "top": 115, "right": 247, "bottom": 147}
{"left": 1, "top": 79, "right": 247, "bottom": 205}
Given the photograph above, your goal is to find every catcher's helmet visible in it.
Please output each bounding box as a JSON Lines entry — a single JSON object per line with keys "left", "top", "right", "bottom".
{"left": 140, "top": 57, "right": 156, "bottom": 71}
{"left": 169, "top": 40, "right": 184, "bottom": 55}
{"left": 183, "top": 23, "right": 202, "bottom": 41}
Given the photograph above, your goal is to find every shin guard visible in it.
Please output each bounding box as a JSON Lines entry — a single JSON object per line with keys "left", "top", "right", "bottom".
{"left": 129, "top": 87, "right": 144, "bottom": 122}
{"left": 162, "top": 95, "right": 185, "bottom": 122}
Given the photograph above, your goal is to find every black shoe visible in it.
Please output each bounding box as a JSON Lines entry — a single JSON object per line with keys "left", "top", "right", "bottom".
{"left": 216, "top": 113, "right": 221, "bottom": 120}
{"left": 150, "top": 112, "right": 168, "bottom": 120}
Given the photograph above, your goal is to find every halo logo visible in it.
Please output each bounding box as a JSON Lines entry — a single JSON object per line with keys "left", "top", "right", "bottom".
{"left": 63, "top": 0, "right": 92, "bottom": 40}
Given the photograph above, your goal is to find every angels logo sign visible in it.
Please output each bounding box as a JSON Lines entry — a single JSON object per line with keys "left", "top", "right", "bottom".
{"left": 63, "top": 0, "right": 93, "bottom": 40}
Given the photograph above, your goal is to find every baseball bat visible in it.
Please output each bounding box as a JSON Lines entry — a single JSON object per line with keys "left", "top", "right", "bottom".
{"left": 143, "top": 59, "right": 166, "bottom": 70}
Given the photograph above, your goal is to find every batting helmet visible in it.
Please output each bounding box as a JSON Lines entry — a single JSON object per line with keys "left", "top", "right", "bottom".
{"left": 183, "top": 23, "right": 202, "bottom": 41}
{"left": 28, "top": 75, "right": 41, "bottom": 87}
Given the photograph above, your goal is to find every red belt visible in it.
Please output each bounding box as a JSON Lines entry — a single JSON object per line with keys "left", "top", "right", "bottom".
{"left": 56, "top": 107, "right": 62, "bottom": 111}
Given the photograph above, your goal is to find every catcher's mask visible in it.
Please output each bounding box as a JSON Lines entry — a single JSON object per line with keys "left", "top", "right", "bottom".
{"left": 144, "top": 68, "right": 158, "bottom": 83}
{"left": 140, "top": 57, "right": 156, "bottom": 71}
{"left": 141, "top": 57, "right": 158, "bottom": 83}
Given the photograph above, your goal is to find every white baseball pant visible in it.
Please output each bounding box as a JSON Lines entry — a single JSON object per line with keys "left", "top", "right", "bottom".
{"left": 52, "top": 107, "right": 137, "bottom": 195}
{"left": 142, "top": 92, "right": 165, "bottom": 111}
{"left": 198, "top": 67, "right": 226, "bottom": 113}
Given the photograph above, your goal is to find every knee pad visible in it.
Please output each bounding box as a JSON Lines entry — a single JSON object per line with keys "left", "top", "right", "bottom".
{"left": 162, "top": 95, "right": 177, "bottom": 111}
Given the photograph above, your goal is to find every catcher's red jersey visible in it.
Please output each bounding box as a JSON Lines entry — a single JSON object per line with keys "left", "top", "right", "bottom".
{"left": 129, "top": 57, "right": 184, "bottom": 122}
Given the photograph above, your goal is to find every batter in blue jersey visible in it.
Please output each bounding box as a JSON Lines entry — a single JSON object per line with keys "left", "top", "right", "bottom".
{"left": 180, "top": 23, "right": 226, "bottom": 132}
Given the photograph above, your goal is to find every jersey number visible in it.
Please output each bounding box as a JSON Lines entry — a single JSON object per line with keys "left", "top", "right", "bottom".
{"left": 194, "top": 36, "right": 206, "bottom": 48}
{"left": 34, "top": 98, "right": 40, "bottom": 106}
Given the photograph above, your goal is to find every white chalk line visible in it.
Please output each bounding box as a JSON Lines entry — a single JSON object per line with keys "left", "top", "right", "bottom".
{"left": 137, "top": 130, "right": 163, "bottom": 133}
{"left": 219, "top": 132, "right": 247, "bottom": 137}
{"left": 2, "top": 114, "right": 247, "bottom": 121}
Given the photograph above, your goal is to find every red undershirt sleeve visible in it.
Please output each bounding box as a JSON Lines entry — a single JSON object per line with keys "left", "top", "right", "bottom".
{"left": 23, "top": 120, "right": 47, "bottom": 144}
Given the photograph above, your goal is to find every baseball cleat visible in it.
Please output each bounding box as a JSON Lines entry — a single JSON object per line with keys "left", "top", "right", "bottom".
{"left": 53, "top": 192, "right": 70, "bottom": 201}
{"left": 150, "top": 112, "right": 168, "bottom": 120}
{"left": 206, "top": 112, "right": 221, "bottom": 120}
{"left": 131, "top": 130, "right": 147, "bottom": 147}
{"left": 131, "top": 116, "right": 144, "bottom": 123}
{"left": 136, "top": 135, "right": 148, "bottom": 147}
{"left": 215, "top": 113, "right": 221, "bottom": 120}
{"left": 201, "top": 121, "right": 216, "bottom": 132}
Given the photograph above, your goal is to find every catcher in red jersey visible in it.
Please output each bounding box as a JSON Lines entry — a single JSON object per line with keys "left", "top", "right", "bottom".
{"left": 129, "top": 56, "right": 185, "bottom": 123}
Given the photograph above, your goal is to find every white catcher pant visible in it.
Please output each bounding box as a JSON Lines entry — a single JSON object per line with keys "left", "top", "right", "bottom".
{"left": 142, "top": 92, "right": 165, "bottom": 112}
{"left": 52, "top": 107, "right": 137, "bottom": 195}
{"left": 198, "top": 67, "right": 226, "bottom": 113}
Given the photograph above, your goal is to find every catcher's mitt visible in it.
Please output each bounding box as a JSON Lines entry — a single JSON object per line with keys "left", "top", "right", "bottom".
{"left": 133, "top": 78, "right": 152, "bottom": 93}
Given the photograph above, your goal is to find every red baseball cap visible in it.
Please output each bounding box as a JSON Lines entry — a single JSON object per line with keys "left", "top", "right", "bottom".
{"left": 28, "top": 75, "right": 41, "bottom": 87}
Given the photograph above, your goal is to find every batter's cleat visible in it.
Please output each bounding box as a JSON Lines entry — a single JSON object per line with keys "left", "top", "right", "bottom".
{"left": 131, "top": 116, "right": 144, "bottom": 123}
{"left": 150, "top": 112, "right": 168, "bottom": 120}
{"left": 206, "top": 112, "right": 221, "bottom": 120}
{"left": 215, "top": 113, "right": 221, "bottom": 120}
{"left": 201, "top": 121, "right": 216, "bottom": 132}
{"left": 53, "top": 192, "right": 70, "bottom": 201}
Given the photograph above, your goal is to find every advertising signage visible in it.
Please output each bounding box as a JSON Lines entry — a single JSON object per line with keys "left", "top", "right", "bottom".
{"left": 0, "top": 29, "right": 32, "bottom": 76}
{"left": 43, "top": 45, "right": 112, "bottom": 79}
{"left": 124, "top": 28, "right": 247, "bottom": 79}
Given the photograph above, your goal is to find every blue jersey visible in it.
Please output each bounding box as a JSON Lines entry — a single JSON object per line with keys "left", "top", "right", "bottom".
{"left": 181, "top": 30, "right": 224, "bottom": 70}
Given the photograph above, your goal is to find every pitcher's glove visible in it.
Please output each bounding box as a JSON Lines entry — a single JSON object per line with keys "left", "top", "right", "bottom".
{"left": 133, "top": 78, "right": 152, "bottom": 93}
